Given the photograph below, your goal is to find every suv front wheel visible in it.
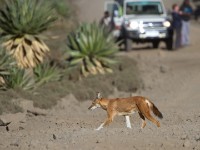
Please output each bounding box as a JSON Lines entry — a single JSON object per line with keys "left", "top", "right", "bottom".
{"left": 165, "top": 37, "right": 173, "bottom": 50}
{"left": 152, "top": 41, "right": 160, "bottom": 49}
{"left": 165, "top": 29, "right": 173, "bottom": 50}
{"left": 124, "top": 38, "right": 132, "bottom": 51}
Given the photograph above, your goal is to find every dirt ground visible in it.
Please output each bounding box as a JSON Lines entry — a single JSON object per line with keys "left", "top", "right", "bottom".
{"left": 1, "top": 1, "right": 200, "bottom": 150}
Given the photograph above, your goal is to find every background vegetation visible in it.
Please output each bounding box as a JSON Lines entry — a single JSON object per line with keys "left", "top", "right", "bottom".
{"left": 0, "top": 0, "right": 141, "bottom": 114}
{"left": 0, "top": 56, "right": 141, "bottom": 110}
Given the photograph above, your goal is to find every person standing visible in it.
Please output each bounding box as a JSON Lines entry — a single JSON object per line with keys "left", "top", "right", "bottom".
{"left": 100, "top": 11, "right": 111, "bottom": 27}
{"left": 180, "top": 0, "right": 193, "bottom": 46}
{"left": 100, "top": 11, "right": 112, "bottom": 33}
{"left": 172, "top": 4, "right": 182, "bottom": 49}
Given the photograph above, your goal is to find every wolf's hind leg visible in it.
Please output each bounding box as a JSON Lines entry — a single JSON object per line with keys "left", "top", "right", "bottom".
{"left": 138, "top": 112, "right": 146, "bottom": 129}
{"left": 143, "top": 110, "right": 160, "bottom": 127}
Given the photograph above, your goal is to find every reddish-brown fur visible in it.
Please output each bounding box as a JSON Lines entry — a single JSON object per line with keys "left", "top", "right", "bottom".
{"left": 88, "top": 95, "right": 163, "bottom": 129}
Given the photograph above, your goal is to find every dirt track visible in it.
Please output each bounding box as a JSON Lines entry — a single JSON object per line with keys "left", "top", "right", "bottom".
{"left": 1, "top": 1, "right": 200, "bottom": 150}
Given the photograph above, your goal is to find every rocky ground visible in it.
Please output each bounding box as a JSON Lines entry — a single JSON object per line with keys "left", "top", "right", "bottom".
{"left": 0, "top": 0, "right": 200, "bottom": 149}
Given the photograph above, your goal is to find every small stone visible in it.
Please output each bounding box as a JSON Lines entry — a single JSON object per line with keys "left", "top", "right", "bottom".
{"left": 29, "top": 140, "right": 39, "bottom": 148}
{"left": 96, "top": 140, "right": 100, "bottom": 144}
{"left": 10, "top": 139, "right": 19, "bottom": 147}
{"left": 186, "top": 119, "right": 192, "bottom": 122}
{"left": 160, "top": 65, "right": 168, "bottom": 73}
{"left": 0, "top": 113, "right": 25, "bottom": 131}
{"left": 19, "top": 126, "right": 24, "bottom": 130}
{"left": 53, "top": 134, "right": 56, "bottom": 140}
{"left": 6, "top": 126, "right": 9, "bottom": 131}
{"left": 183, "top": 140, "right": 190, "bottom": 147}
{"left": 0, "top": 119, "right": 11, "bottom": 126}
{"left": 195, "top": 135, "right": 200, "bottom": 141}
{"left": 181, "top": 134, "right": 188, "bottom": 140}
{"left": 19, "top": 120, "right": 26, "bottom": 123}
{"left": 27, "top": 109, "right": 46, "bottom": 116}
{"left": 0, "top": 119, "right": 4, "bottom": 126}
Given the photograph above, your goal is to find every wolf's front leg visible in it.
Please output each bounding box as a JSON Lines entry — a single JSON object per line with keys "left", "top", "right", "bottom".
{"left": 95, "top": 118, "right": 112, "bottom": 130}
{"left": 95, "top": 111, "right": 116, "bottom": 131}
{"left": 95, "top": 123, "right": 105, "bottom": 130}
{"left": 95, "top": 115, "right": 114, "bottom": 130}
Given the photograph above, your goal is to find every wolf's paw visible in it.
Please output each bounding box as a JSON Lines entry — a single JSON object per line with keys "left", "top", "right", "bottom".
{"left": 95, "top": 127, "right": 103, "bottom": 131}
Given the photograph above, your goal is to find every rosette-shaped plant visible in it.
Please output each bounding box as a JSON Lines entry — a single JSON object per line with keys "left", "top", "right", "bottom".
{"left": 0, "top": 0, "right": 56, "bottom": 68}
{"left": 67, "top": 23, "right": 118, "bottom": 77}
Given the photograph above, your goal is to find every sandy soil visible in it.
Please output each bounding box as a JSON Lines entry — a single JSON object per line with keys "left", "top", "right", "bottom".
{"left": 1, "top": 1, "right": 200, "bottom": 150}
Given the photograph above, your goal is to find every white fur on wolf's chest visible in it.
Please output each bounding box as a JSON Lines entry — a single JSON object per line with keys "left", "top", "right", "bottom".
{"left": 90, "top": 104, "right": 101, "bottom": 110}
{"left": 117, "top": 110, "right": 137, "bottom": 116}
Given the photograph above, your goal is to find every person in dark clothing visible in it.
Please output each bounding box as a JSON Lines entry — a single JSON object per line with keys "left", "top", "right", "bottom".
{"left": 180, "top": 0, "right": 193, "bottom": 46}
{"left": 172, "top": 4, "right": 183, "bottom": 49}
{"left": 100, "top": 11, "right": 111, "bottom": 26}
{"left": 194, "top": 5, "right": 200, "bottom": 21}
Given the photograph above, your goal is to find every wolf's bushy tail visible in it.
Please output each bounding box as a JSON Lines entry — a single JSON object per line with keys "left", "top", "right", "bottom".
{"left": 152, "top": 103, "right": 163, "bottom": 119}
{"left": 146, "top": 100, "right": 163, "bottom": 119}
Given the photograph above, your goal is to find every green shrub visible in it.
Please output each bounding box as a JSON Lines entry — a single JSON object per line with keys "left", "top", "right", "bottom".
{"left": 0, "top": 55, "right": 141, "bottom": 110}
{"left": 4, "top": 68, "right": 35, "bottom": 90}
{"left": 2, "top": 63, "right": 62, "bottom": 91}
{"left": 34, "top": 62, "right": 63, "bottom": 88}
{"left": 51, "top": 0, "right": 71, "bottom": 18}
{"left": 67, "top": 22, "right": 119, "bottom": 77}
{"left": 0, "top": 48, "right": 14, "bottom": 89}
{"left": 0, "top": 49, "right": 62, "bottom": 91}
{"left": 0, "top": 0, "right": 56, "bottom": 68}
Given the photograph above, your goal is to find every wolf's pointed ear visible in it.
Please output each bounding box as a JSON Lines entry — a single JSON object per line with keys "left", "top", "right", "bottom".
{"left": 97, "top": 92, "right": 101, "bottom": 99}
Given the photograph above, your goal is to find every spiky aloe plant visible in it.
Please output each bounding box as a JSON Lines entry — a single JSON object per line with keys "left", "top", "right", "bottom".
{"left": 0, "top": 48, "right": 14, "bottom": 88}
{"left": 67, "top": 23, "right": 118, "bottom": 77}
{"left": 0, "top": 48, "right": 13, "bottom": 75}
{"left": 34, "top": 62, "right": 62, "bottom": 87}
{"left": 0, "top": 0, "right": 56, "bottom": 68}
{"left": 4, "top": 68, "right": 35, "bottom": 90}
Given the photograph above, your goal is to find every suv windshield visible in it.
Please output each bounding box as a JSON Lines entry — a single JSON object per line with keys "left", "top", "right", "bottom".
{"left": 125, "top": 1, "right": 163, "bottom": 15}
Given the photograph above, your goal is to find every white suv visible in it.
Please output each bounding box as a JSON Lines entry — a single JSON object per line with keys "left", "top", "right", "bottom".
{"left": 105, "top": 0, "right": 173, "bottom": 51}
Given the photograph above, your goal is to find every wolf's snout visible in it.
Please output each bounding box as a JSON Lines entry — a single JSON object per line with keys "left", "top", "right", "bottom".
{"left": 88, "top": 105, "right": 97, "bottom": 110}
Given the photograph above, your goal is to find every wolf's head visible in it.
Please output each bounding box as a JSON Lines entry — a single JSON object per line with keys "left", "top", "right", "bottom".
{"left": 88, "top": 92, "right": 102, "bottom": 110}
